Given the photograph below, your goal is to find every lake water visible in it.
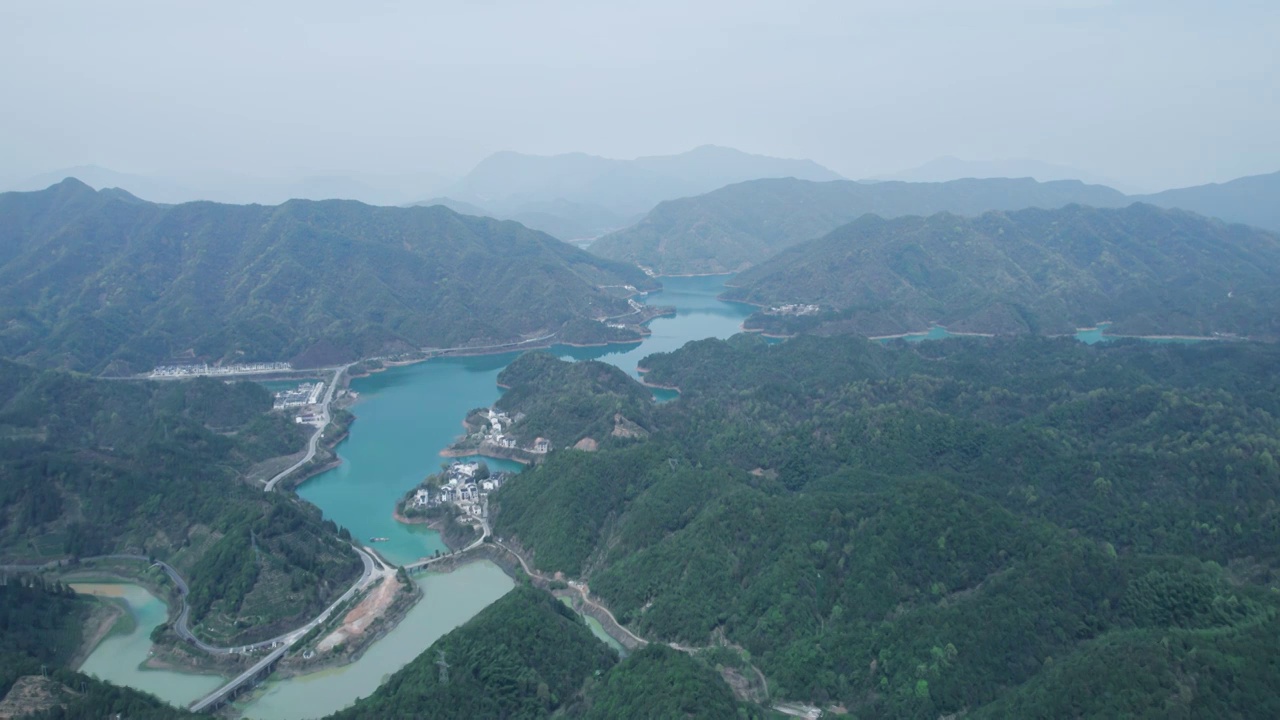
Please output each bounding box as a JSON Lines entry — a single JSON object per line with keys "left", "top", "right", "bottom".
{"left": 72, "top": 583, "right": 226, "bottom": 708}
{"left": 235, "top": 562, "right": 514, "bottom": 720}
{"left": 295, "top": 275, "right": 754, "bottom": 566}
{"left": 223, "top": 275, "right": 751, "bottom": 714}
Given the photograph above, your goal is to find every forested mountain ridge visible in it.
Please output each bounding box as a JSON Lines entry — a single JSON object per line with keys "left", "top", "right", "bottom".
{"left": 588, "top": 176, "right": 1129, "bottom": 274}
{"left": 491, "top": 352, "right": 657, "bottom": 450}
{"left": 726, "top": 203, "right": 1280, "bottom": 339}
{"left": 0, "top": 179, "right": 655, "bottom": 375}
{"left": 0, "top": 359, "right": 360, "bottom": 646}
{"left": 492, "top": 335, "right": 1280, "bottom": 717}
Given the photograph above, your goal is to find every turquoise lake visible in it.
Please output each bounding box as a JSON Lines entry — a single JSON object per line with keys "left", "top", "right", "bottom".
{"left": 296, "top": 274, "right": 755, "bottom": 566}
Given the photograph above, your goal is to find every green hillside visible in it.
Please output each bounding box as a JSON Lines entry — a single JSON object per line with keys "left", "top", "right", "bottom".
{"left": 326, "top": 585, "right": 614, "bottom": 719}
{"left": 325, "top": 584, "right": 756, "bottom": 719}
{"left": 0, "top": 359, "right": 360, "bottom": 646}
{"left": 491, "top": 335, "right": 1280, "bottom": 717}
{"left": 726, "top": 203, "right": 1280, "bottom": 339}
{"left": 0, "top": 179, "right": 655, "bottom": 375}
{"left": 492, "top": 352, "right": 656, "bottom": 450}
{"left": 589, "top": 176, "right": 1128, "bottom": 275}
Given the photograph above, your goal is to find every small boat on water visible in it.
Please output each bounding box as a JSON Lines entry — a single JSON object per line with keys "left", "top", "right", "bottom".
{"left": 369, "top": 536, "right": 389, "bottom": 543}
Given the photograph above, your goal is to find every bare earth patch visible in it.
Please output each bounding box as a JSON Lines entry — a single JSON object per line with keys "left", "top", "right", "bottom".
{"left": 317, "top": 576, "right": 398, "bottom": 652}
{"left": 0, "top": 676, "right": 78, "bottom": 719}
{"left": 573, "top": 437, "right": 599, "bottom": 451}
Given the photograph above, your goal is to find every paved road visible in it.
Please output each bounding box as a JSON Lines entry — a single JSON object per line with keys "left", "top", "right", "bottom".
{"left": 189, "top": 545, "right": 383, "bottom": 711}
{"left": 264, "top": 365, "right": 348, "bottom": 492}
{"left": 404, "top": 519, "right": 491, "bottom": 571}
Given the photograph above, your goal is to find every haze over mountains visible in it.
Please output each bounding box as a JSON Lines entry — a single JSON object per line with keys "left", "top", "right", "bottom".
{"left": 418, "top": 145, "right": 844, "bottom": 241}
{"left": 592, "top": 171, "right": 1280, "bottom": 275}
{"left": 4, "top": 165, "right": 451, "bottom": 207}
{"left": 0, "top": 179, "right": 652, "bottom": 375}
{"left": 875, "top": 156, "right": 1134, "bottom": 192}
{"left": 725, "top": 203, "right": 1280, "bottom": 340}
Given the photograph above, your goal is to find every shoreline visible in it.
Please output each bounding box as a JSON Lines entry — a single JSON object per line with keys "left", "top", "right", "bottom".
{"left": 634, "top": 365, "right": 682, "bottom": 394}
{"left": 69, "top": 599, "right": 126, "bottom": 670}
{"left": 439, "top": 445, "right": 534, "bottom": 465}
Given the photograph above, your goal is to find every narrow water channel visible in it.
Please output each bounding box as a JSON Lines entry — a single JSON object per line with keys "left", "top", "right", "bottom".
{"left": 236, "top": 562, "right": 514, "bottom": 720}
{"left": 71, "top": 583, "right": 225, "bottom": 708}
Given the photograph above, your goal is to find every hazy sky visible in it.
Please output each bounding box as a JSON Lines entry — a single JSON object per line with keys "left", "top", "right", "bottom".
{"left": 2, "top": 0, "right": 1276, "bottom": 190}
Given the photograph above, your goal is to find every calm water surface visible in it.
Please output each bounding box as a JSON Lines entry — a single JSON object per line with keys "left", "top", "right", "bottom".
{"left": 236, "top": 562, "right": 514, "bottom": 720}
{"left": 73, "top": 583, "right": 225, "bottom": 707}
{"left": 296, "top": 275, "right": 753, "bottom": 566}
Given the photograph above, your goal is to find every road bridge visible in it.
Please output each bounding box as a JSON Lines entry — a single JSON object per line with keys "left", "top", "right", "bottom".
{"left": 189, "top": 642, "right": 289, "bottom": 713}
{"left": 188, "top": 545, "right": 382, "bottom": 712}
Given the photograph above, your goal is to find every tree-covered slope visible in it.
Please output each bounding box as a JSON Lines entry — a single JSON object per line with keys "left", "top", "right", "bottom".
{"left": 326, "top": 585, "right": 616, "bottom": 719}
{"left": 0, "top": 179, "right": 655, "bottom": 375}
{"left": 325, "top": 584, "right": 756, "bottom": 719}
{"left": 589, "top": 176, "right": 1129, "bottom": 275}
{"left": 0, "top": 359, "right": 360, "bottom": 645}
{"left": 492, "top": 336, "right": 1280, "bottom": 717}
{"left": 725, "top": 203, "right": 1280, "bottom": 339}
{"left": 579, "top": 645, "right": 751, "bottom": 720}
{"left": 492, "top": 352, "right": 656, "bottom": 450}
{"left": 0, "top": 579, "right": 196, "bottom": 719}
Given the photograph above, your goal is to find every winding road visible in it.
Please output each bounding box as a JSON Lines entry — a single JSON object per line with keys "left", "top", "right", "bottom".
{"left": 264, "top": 364, "right": 348, "bottom": 492}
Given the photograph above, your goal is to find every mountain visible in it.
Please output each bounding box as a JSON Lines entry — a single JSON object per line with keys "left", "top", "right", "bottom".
{"left": 410, "top": 196, "right": 636, "bottom": 243}
{"left": 590, "top": 177, "right": 1129, "bottom": 275}
{"left": 491, "top": 335, "right": 1280, "bottom": 717}
{"left": 875, "top": 156, "right": 1131, "bottom": 191}
{"left": 1137, "top": 170, "right": 1280, "bottom": 233}
{"left": 0, "top": 179, "right": 656, "bottom": 375}
{"left": 5, "top": 167, "right": 450, "bottom": 207}
{"left": 435, "top": 145, "right": 843, "bottom": 240}
{"left": 723, "top": 204, "right": 1280, "bottom": 339}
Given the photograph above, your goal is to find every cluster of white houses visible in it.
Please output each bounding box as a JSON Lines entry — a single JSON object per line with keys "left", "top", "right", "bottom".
{"left": 765, "top": 303, "right": 821, "bottom": 316}
{"left": 409, "top": 461, "right": 509, "bottom": 519}
{"left": 478, "top": 409, "right": 551, "bottom": 455}
{"left": 148, "top": 361, "right": 292, "bottom": 378}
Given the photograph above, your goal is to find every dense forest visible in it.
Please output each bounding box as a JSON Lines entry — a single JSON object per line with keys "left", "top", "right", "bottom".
{"left": 326, "top": 584, "right": 758, "bottom": 719}
{"left": 493, "top": 335, "right": 1280, "bottom": 717}
{"left": 0, "top": 359, "right": 360, "bottom": 645}
{"left": 326, "top": 585, "right": 613, "bottom": 719}
{"left": 727, "top": 203, "right": 1280, "bottom": 340}
{"left": 0, "top": 179, "right": 656, "bottom": 375}
{"left": 492, "top": 352, "right": 657, "bottom": 450}
{"left": 0, "top": 579, "right": 193, "bottom": 719}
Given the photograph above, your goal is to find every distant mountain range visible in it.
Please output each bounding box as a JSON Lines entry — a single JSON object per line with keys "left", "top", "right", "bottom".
{"left": 591, "top": 177, "right": 1129, "bottom": 275}
{"left": 591, "top": 171, "right": 1280, "bottom": 275}
{"left": 4, "top": 165, "right": 450, "bottom": 207}
{"left": 723, "top": 203, "right": 1280, "bottom": 340}
{"left": 874, "top": 156, "right": 1132, "bottom": 192}
{"left": 423, "top": 145, "right": 843, "bottom": 241}
{"left": 1139, "top": 171, "right": 1280, "bottom": 236}
{"left": 0, "top": 179, "right": 654, "bottom": 375}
